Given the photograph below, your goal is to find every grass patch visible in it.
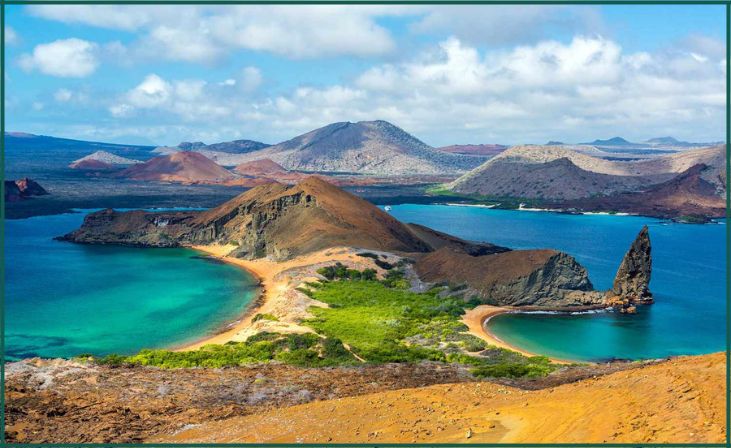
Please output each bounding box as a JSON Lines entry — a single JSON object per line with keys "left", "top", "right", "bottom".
{"left": 252, "top": 313, "right": 279, "bottom": 322}
{"left": 92, "top": 332, "right": 357, "bottom": 368}
{"left": 89, "top": 267, "right": 556, "bottom": 378}
{"left": 301, "top": 277, "right": 556, "bottom": 377}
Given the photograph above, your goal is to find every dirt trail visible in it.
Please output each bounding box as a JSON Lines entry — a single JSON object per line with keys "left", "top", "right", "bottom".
{"left": 156, "top": 352, "right": 725, "bottom": 444}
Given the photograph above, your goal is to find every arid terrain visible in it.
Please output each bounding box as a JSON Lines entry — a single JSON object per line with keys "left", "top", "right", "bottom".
{"left": 159, "top": 352, "right": 724, "bottom": 444}
{"left": 8, "top": 353, "right": 721, "bottom": 444}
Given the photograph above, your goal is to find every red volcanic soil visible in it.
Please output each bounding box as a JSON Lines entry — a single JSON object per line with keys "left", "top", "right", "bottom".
{"left": 437, "top": 144, "right": 507, "bottom": 157}
{"left": 234, "top": 158, "right": 288, "bottom": 176}
{"left": 118, "top": 152, "right": 236, "bottom": 183}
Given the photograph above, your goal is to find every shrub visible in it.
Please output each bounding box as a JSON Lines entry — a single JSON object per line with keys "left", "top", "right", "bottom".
{"left": 252, "top": 313, "right": 279, "bottom": 322}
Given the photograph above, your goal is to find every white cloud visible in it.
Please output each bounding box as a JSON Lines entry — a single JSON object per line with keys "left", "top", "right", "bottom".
{"left": 5, "top": 26, "right": 18, "bottom": 45}
{"left": 240, "top": 67, "right": 262, "bottom": 92}
{"left": 411, "top": 5, "right": 605, "bottom": 46}
{"left": 27, "top": 5, "right": 162, "bottom": 31}
{"left": 19, "top": 38, "right": 99, "bottom": 77}
{"left": 54, "top": 88, "right": 73, "bottom": 102}
{"left": 99, "top": 34, "right": 724, "bottom": 144}
{"left": 111, "top": 74, "right": 235, "bottom": 121}
{"left": 126, "top": 74, "right": 172, "bottom": 108}
{"left": 257, "top": 35, "right": 726, "bottom": 144}
{"left": 28, "top": 5, "right": 401, "bottom": 61}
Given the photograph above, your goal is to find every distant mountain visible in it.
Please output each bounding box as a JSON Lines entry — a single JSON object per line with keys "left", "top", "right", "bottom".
{"left": 205, "top": 139, "right": 270, "bottom": 154}
{"left": 4, "top": 132, "right": 155, "bottom": 176}
{"left": 150, "top": 139, "right": 272, "bottom": 167}
{"left": 69, "top": 151, "right": 142, "bottom": 170}
{"left": 117, "top": 152, "right": 236, "bottom": 184}
{"left": 446, "top": 144, "right": 726, "bottom": 217}
{"left": 448, "top": 155, "right": 651, "bottom": 200}
{"left": 646, "top": 136, "right": 685, "bottom": 146}
{"left": 436, "top": 144, "right": 506, "bottom": 157}
{"left": 232, "top": 120, "right": 484, "bottom": 175}
{"left": 559, "top": 164, "right": 726, "bottom": 219}
{"left": 546, "top": 141, "right": 564, "bottom": 145}
{"left": 585, "top": 137, "right": 637, "bottom": 146}
{"left": 177, "top": 141, "right": 207, "bottom": 151}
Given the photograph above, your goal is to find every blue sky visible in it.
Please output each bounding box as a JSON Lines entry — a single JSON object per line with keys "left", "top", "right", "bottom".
{"left": 4, "top": 5, "right": 726, "bottom": 146}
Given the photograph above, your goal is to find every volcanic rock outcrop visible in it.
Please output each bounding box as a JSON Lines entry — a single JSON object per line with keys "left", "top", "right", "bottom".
{"left": 414, "top": 248, "right": 604, "bottom": 308}
{"left": 606, "top": 226, "right": 653, "bottom": 312}
{"left": 4, "top": 178, "right": 48, "bottom": 202}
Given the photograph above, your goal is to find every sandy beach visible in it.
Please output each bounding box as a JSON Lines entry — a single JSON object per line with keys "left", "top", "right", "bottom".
{"left": 181, "top": 245, "right": 575, "bottom": 365}
{"left": 462, "top": 305, "right": 572, "bottom": 364}
{"left": 179, "top": 244, "right": 396, "bottom": 350}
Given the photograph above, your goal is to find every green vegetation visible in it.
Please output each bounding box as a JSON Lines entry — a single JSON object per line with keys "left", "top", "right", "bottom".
{"left": 92, "top": 332, "right": 357, "bottom": 368}
{"left": 87, "top": 265, "right": 555, "bottom": 378}
{"left": 316, "top": 262, "right": 377, "bottom": 281}
{"left": 301, "top": 270, "right": 556, "bottom": 377}
{"left": 252, "top": 313, "right": 279, "bottom": 322}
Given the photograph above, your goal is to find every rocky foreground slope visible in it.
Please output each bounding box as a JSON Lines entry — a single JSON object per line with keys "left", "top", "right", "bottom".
{"left": 10, "top": 354, "right": 721, "bottom": 444}
{"left": 159, "top": 352, "right": 724, "bottom": 443}
{"left": 61, "top": 177, "right": 651, "bottom": 311}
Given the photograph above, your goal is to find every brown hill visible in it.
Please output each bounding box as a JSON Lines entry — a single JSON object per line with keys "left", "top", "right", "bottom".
{"left": 62, "top": 177, "right": 431, "bottom": 260}
{"left": 447, "top": 144, "right": 725, "bottom": 216}
{"left": 234, "top": 158, "right": 288, "bottom": 176}
{"left": 117, "top": 152, "right": 236, "bottom": 183}
{"left": 191, "top": 177, "right": 432, "bottom": 259}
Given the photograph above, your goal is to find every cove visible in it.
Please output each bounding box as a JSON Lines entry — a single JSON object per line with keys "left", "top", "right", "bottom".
{"left": 387, "top": 204, "right": 725, "bottom": 362}
{"left": 5, "top": 211, "right": 258, "bottom": 360}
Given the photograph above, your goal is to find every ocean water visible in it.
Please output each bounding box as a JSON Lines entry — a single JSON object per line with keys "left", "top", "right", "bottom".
{"left": 5, "top": 211, "right": 258, "bottom": 360}
{"left": 387, "top": 204, "right": 726, "bottom": 361}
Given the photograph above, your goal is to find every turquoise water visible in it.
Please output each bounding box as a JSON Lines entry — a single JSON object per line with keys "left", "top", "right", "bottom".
{"left": 388, "top": 205, "right": 726, "bottom": 361}
{"left": 5, "top": 211, "right": 258, "bottom": 360}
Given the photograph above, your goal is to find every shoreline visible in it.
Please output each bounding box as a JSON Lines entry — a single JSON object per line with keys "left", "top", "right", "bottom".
{"left": 180, "top": 245, "right": 585, "bottom": 364}
{"left": 176, "top": 244, "right": 276, "bottom": 351}
{"left": 177, "top": 245, "right": 391, "bottom": 351}
{"left": 462, "top": 305, "right": 579, "bottom": 365}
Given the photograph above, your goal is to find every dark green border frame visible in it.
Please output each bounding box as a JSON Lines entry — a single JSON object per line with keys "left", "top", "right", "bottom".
{"left": 0, "top": 1, "right": 729, "bottom": 446}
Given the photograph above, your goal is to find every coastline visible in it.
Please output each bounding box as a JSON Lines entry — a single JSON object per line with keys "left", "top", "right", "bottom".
{"left": 180, "top": 245, "right": 583, "bottom": 365}
{"left": 177, "top": 244, "right": 292, "bottom": 351}
{"left": 177, "top": 245, "right": 394, "bottom": 351}
{"left": 462, "top": 305, "right": 576, "bottom": 365}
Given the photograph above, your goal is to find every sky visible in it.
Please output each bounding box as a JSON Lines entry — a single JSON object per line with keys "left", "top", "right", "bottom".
{"left": 4, "top": 4, "right": 727, "bottom": 147}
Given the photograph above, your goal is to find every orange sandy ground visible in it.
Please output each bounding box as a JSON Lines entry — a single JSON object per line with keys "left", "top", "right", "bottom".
{"left": 155, "top": 352, "right": 725, "bottom": 444}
